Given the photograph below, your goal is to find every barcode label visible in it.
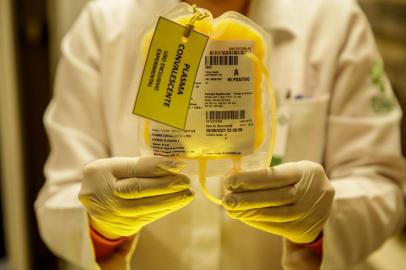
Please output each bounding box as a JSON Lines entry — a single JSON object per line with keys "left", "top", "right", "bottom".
{"left": 209, "top": 49, "right": 250, "bottom": 56}
{"left": 206, "top": 110, "right": 246, "bottom": 120}
{"left": 205, "top": 55, "right": 238, "bottom": 66}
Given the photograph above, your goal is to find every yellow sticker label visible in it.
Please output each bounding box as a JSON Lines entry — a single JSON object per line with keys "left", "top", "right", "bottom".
{"left": 133, "top": 17, "right": 209, "bottom": 130}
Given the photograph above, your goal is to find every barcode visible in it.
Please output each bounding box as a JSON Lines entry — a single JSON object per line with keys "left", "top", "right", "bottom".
{"left": 205, "top": 55, "right": 238, "bottom": 66}
{"left": 206, "top": 110, "right": 246, "bottom": 120}
{"left": 209, "top": 49, "right": 249, "bottom": 56}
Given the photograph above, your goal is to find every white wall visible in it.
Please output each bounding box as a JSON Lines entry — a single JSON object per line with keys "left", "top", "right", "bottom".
{"left": 0, "top": 0, "right": 30, "bottom": 269}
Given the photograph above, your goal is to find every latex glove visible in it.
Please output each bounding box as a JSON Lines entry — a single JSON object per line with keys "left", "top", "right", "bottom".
{"left": 79, "top": 156, "right": 194, "bottom": 239}
{"left": 223, "top": 161, "right": 335, "bottom": 244}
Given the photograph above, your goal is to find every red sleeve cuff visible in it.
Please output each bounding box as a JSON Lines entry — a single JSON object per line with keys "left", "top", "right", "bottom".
{"left": 89, "top": 225, "right": 127, "bottom": 260}
{"left": 303, "top": 233, "right": 323, "bottom": 257}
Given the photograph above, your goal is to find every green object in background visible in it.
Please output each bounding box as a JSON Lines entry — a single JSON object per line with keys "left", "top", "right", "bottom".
{"left": 372, "top": 94, "right": 395, "bottom": 114}
{"left": 271, "top": 156, "right": 283, "bottom": 167}
{"left": 370, "top": 61, "right": 396, "bottom": 114}
{"left": 371, "top": 62, "right": 385, "bottom": 93}
{"left": 133, "top": 17, "right": 208, "bottom": 130}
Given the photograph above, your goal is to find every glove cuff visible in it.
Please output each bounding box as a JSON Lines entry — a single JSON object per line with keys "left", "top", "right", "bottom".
{"left": 89, "top": 224, "right": 127, "bottom": 260}
{"left": 303, "top": 232, "right": 323, "bottom": 257}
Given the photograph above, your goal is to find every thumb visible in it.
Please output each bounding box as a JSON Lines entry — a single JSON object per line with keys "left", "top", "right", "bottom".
{"left": 110, "top": 156, "right": 186, "bottom": 178}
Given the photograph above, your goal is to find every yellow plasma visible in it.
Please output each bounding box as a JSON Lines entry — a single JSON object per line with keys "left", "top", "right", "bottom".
{"left": 141, "top": 12, "right": 276, "bottom": 205}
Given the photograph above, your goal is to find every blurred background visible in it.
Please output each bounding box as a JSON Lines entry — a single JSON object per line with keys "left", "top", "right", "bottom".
{"left": 0, "top": 0, "right": 405, "bottom": 269}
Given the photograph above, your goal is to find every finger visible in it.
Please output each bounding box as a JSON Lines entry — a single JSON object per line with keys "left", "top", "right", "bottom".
{"left": 224, "top": 162, "right": 302, "bottom": 192}
{"left": 131, "top": 207, "right": 185, "bottom": 224}
{"left": 115, "top": 189, "right": 194, "bottom": 216}
{"left": 241, "top": 215, "right": 327, "bottom": 244}
{"left": 91, "top": 207, "right": 186, "bottom": 237}
{"left": 225, "top": 185, "right": 332, "bottom": 222}
{"left": 114, "top": 174, "right": 190, "bottom": 199}
{"left": 89, "top": 216, "right": 141, "bottom": 238}
{"left": 222, "top": 185, "right": 300, "bottom": 210}
{"left": 108, "top": 156, "right": 186, "bottom": 178}
{"left": 240, "top": 219, "right": 294, "bottom": 238}
{"left": 227, "top": 203, "right": 308, "bottom": 222}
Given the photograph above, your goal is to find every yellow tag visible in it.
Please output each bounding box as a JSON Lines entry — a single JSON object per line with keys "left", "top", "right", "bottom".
{"left": 133, "top": 17, "right": 209, "bottom": 129}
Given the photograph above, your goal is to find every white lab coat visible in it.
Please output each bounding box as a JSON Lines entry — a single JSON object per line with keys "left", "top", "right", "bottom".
{"left": 35, "top": 0, "right": 406, "bottom": 269}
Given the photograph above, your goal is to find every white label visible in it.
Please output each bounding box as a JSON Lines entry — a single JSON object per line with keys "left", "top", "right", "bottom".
{"left": 149, "top": 40, "right": 255, "bottom": 157}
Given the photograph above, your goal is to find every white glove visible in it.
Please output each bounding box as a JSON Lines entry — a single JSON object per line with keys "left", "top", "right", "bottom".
{"left": 223, "top": 161, "right": 335, "bottom": 243}
{"left": 79, "top": 156, "right": 194, "bottom": 239}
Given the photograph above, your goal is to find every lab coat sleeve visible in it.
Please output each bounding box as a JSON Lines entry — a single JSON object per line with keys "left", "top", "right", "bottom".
{"left": 34, "top": 3, "right": 137, "bottom": 269}
{"left": 282, "top": 2, "right": 405, "bottom": 270}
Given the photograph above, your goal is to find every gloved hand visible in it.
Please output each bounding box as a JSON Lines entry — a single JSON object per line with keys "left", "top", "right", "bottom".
{"left": 222, "top": 161, "right": 335, "bottom": 244}
{"left": 79, "top": 156, "right": 194, "bottom": 239}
